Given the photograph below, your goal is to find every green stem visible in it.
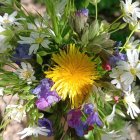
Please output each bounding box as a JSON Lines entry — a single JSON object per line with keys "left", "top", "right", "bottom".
{"left": 120, "top": 23, "right": 138, "bottom": 52}
{"left": 95, "top": 3, "right": 98, "bottom": 20}
{"left": 109, "top": 14, "right": 124, "bottom": 28}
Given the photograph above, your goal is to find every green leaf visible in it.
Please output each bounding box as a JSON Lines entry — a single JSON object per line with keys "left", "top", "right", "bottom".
{"left": 37, "top": 51, "right": 48, "bottom": 56}
{"left": 36, "top": 54, "right": 43, "bottom": 65}
{"left": 119, "top": 23, "right": 127, "bottom": 29}
{"left": 88, "top": 20, "right": 99, "bottom": 40}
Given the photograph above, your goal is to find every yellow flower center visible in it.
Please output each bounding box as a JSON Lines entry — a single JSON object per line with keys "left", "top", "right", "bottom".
{"left": 130, "top": 68, "right": 136, "bottom": 75}
{"left": 3, "top": 19, "right": 10, "bottom": 23}
{"left": 22, "top": 71, "right": 32, "bottom": 79}
{"left": 35, "top": 37, "right": 43, "bottom": 44}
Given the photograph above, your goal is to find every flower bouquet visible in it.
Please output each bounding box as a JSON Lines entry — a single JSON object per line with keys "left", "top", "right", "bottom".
{"left": 0, "top": 0, "right": 140, "bottom": 140}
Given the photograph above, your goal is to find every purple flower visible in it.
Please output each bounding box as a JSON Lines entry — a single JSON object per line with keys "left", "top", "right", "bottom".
{"left": 38, "top": 118, "right": 53, "bottom": 136}
{"left": 87, "top": 112, "right": 102, "bottom": 127}
{"left": 67, "top": 109, "right": 82, "bottom": 128}
{"left": 76, "top": 9, "right": 89, "bottom": 17}
{"left": 12, "top": 44, "right": 32, "bottom": 63}
{"left": 84, "top": 103, "right": 94, "bottom": 115}
{"left": 33, "top": 78, "right": 61, "bottom": 110}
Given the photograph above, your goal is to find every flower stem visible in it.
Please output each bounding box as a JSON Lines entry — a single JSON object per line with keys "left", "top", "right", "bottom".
{"left": 95, "top": 3, "right": 98, "bottom": 20}
{"left": 110, "top": 14, "right": 124, "bottom": 28}
{"left": 120, "top": 23, "right": 138, "bottom": 52}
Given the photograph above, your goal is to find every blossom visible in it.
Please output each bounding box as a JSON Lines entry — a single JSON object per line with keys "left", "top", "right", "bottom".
{"left": 124, "top": 91, "right": 140, "bottom": 119}
{"left": 12, "top": 44, "right": 32, "bottom": 63}
{"left": 17, "top": 126, "right": 50, "bottom": 139}
{"left": 18, "top": 32, "right": 50, "bottom": 55}
{"left": 38, "top": 118, "right": 53, "bottom": 136}
{"left": 45, "top": 44, "right": 99, "bottom": 107}
{"left": 15, "top": 62, "right": 36, "bottom": 84}
{"left": 28, "top": 19, "right": 47, "bottom": 30}
{"left": 0, "top": 87, "right": 4, "bottom": 96}
{"left": 32, "top": 78, "right": 60, "bottom": 110}
{"left": 74, "top": 9, "right": 89, "bottom": 33}
{"left": 124, "top": 36, "right": 140, "bottom": 50}
{"left": 86, "top": 112, "right": 102, "bottom": 127}
{"left": 116, "top": 49, "right": 140, "bottom": 85}
{"left": 83, "top": 103, "right": 94, "bottom": 115}
{"left": 120, "top": 0, "right": 140, "bottom": 23}
{"left": 0, "top": 11, "right": 24, "bottom": 26}
{"left": 6, "top": 104, "right": 26, "bottom": 123}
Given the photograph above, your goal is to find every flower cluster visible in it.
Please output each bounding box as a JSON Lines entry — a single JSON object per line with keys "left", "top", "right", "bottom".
{"left": 0, "top": 0, "right": 140, "bottom": 140}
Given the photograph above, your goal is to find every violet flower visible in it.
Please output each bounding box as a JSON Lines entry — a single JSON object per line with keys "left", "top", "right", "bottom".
{"left": 84, "top": 103, "right": 94, "bottom": 115}
{"left": 87, "top": 112, "right": 102, "bottom": 127}
{"left": 12, "top": 44, "right": 32, "bottom": 63}
{"left": 32, "top": 78, "right": 60, "bottom": 110}
{"left": 38, "top": 118, "right": 53, "bottom": 136}
{"left": 67, "top": 109, "right": 82, "bottom": 128}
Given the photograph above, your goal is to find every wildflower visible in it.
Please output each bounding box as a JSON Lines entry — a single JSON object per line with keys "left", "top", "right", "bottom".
{"left": 124, "top": 36, "right": 140, "bottom": 50}
{"left": 86, "top": 112, "right": 102, "bottom": 127}
{"left": 28, "top": 19, "right": 47, "bottom": 30}
{"left": 0, "top": 11, "right": 24, "bottom": 26}
{"left": 17, "top": 126, "right": 50, "bottom": 139}
{"left": 124, "top": 90, "right": 140, "bottom": 119}
{"left": 38, "top": 118, "right": 53, "bottom": 136}
{"left": 18, "top": 32, "right": 50, "bottom": 55}
{"left": 83, "top": 103, "right": 94, "bottom": 115}
{"left": 0, "top": 87, "right": 4, "bottom": 96}
{"left": 120, "top": 0, "right": 140, "bottom": 23}
{"left": 106, "top": 104, "right": 116, "bottom": 123}
{"left": 32, "top": 78, "right": 60, "bottom": 110}
{"left": 74, "top": 9, "right": 89, "bottom": 33}
{"left": 15, "top": 62, "right": 36, "bottom": 84}
{"left": 12, "top": 44, "right": 32, "bottom": 63}
{"left": 116, "top": 49, "right": 140, "bottom": 85}
{"left": 45, "top": 44, "right": 99, "bottom": 107}
{"left": 6, "top": 104, "right": 26, "bottom": 123}
{"left": 110, "top": 68, "right": 129, "bottom": 90}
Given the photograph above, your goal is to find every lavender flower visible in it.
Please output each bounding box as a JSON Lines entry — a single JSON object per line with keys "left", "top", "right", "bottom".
{"left": 67, "top": 109, "right": 82, "bottom": 128}
{"left": 12, "top": 44, "right": 32, "bottom": 63}
{"left": 38, "top": 118, "right": 53, "bottom": 136}
{"left": 84, "top": 103, "right": 94, "bottom": 115}
{"left": 87, "top": 112, "right": 102, "bottom": 127}
{"left": 32, "top": 78, "right": 60, "bottom": 110}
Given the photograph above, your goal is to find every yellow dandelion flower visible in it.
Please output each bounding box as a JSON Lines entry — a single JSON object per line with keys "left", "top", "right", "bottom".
{"left": 45, "top": 44, "right": 99, "bottom": 108}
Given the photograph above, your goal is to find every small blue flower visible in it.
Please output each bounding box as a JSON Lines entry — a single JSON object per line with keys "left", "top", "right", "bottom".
{"left": 38, "top": 118, "right": 53, "bottom": 136}
{"left": 84, "top": 103, "right": 94, "bottom": 115}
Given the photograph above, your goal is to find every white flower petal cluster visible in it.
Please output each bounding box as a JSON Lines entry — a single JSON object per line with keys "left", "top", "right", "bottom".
{"left": 18, "top": 32, "right": 50, "bottom": 54}
{"left": 110, "top": 49, "right": 140, "bottom": 88}
{"left": 6, "top": 104, "right": 26, "bottom": 122}
{"left": 0, "top": 11, "right": 24, "bottom": 27}
{"left": 125, "top": 36, "right": 140, "bottom": 50}
{"left": 124, "top": 91, "right": 140, "bottom": 119}
{"left": 17, "top": 126, "right": 50, "bottom": 139}
{"left": 120, "top": 0, "right": 140, "bottom": 23}
{"left": 15, "top": 62, "right": 36, "bottom": 84}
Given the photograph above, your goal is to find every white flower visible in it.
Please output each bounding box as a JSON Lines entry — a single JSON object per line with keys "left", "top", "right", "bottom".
{"left": 17, "top": 126, "right": 50, "bottom": 139}
{"left": 0, "top": 87, "right": 4, "bottom": 96}
{"left": 28, "top": 19, "right": 47, "bottom": 30}
{"left": 120, "top": 0, "right": 140, "bottom": 23}
{"left": 15, "top": 62, "right": 36, "bottom": 84}
{"left": 106, "top": 104, "right": 116, "bottom": 123}
{"left": 116, "top": 49, "right": 140, "bottom": 85}
{"left": 18, "top": 32, "right": 50, "bottom": 54}
{"left": 0, "top": 11, "right": 24, "bottom": 27}
{"left": 6, "top": 104, "right": 26, "bottom": 122}
{"left": 125, "top": 36, "right": 140, "bottom": 50}
{"left": 110, "top": 68, "right": 129, "bottom": 90}
{"left": 124, "top": 91, "right": 140, "bottom": 119}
